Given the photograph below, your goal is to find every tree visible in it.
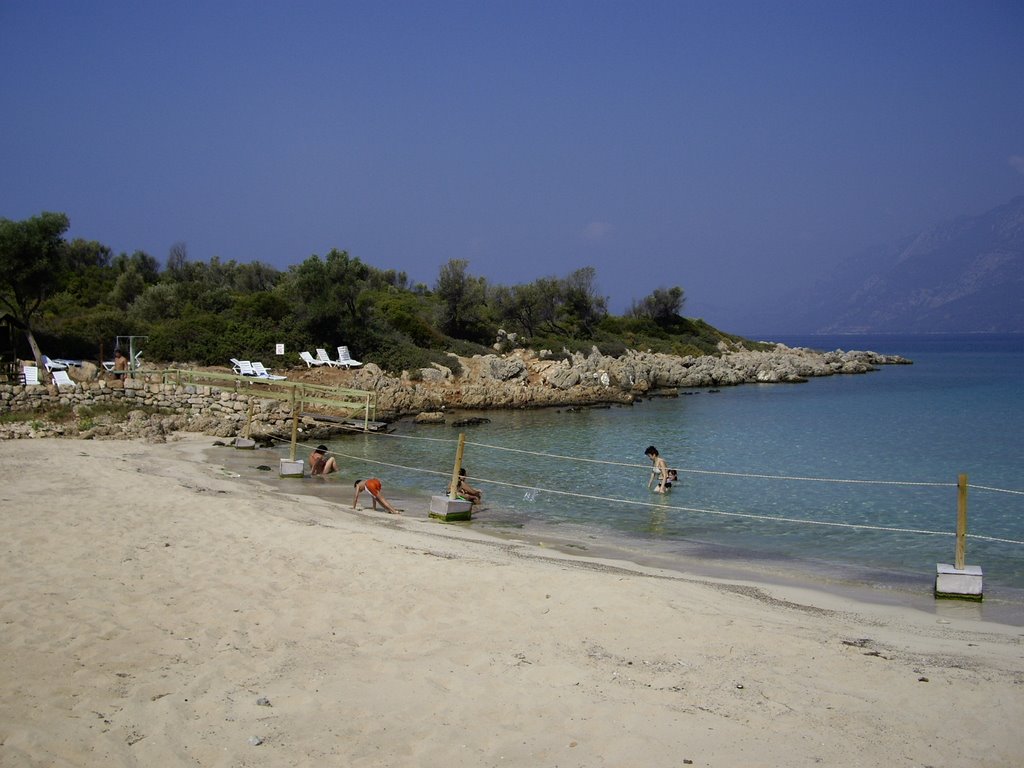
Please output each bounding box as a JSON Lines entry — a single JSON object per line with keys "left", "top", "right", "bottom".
{"left": 434, "top": 259, "right": 488, "bottom": 340}
{"left": 0, "top": 211, "right": 73, "bottom": 366}
{"left": 560, "top": 267, "right": 608, "bottom": 337}
{"left": 629, "top": 286, "right": 685, "bottom": 327}
{"left": 281, "top": 249, "right": 372, "bottom": 344}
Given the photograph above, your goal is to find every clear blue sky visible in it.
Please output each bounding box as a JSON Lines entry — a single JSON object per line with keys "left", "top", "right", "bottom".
{"left": 2, "top": 1, "right": 1023, "bottom": 332}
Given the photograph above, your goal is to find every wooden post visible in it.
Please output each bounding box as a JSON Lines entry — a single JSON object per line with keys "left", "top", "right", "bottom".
{"left": 244, "top": 398, "right": 254, "bottom": 440}
{"left": 289, "top": 389, "right": 299, "bottom": 461}
{"left": 955, "top": 474, "right": 968, "bottom": 571}
{"left": 448, "top": 432, "right": 466, "bottom": 500}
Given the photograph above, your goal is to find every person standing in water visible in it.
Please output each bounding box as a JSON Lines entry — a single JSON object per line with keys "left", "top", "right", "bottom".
{"left": 645, "top": 445, "right": 674, "bottom": 493}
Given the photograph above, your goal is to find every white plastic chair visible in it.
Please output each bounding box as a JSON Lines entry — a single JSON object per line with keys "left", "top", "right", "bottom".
{"left": 23, "top": 366, "right": 40, "bottom": 385}
{"left": 51, "top": 370, "right": 76, "bottom": 388}
{"left": 316, "top": 348, "right": 340, "bottom": 367}
{"left": 336, "top": 346, "right": 363, "bottom": 368}
{"left": 300, "top": 351, "right": 326, "bottom": 367}
{"left": 231, "top": 358, "right": 257, "bottom": 376}
{"left": 252, "top": 361, "right": 287, "bottom": 380}
{"left": 43, "top": 355, "right": 68, "bottom": 372}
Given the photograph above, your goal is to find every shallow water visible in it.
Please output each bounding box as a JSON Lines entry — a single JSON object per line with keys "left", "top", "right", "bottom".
{"left": 252, "top": 334, "right": 1024, "bottom": 624}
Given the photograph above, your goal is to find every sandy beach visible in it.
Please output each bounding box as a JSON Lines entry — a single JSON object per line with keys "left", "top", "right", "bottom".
{"left": 1, "top": 436, "right": 1022, "bottom": 767}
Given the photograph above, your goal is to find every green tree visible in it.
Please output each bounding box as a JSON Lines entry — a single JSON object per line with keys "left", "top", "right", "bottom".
{"left": 629, "top": 286, "right": 685, "bottom": 327}
{"left": 435, "top": 259, "right": 489, "bottom": 341}
{"left": 0, "top": 211, "right": 73, "bottom": 366}
{"left": 281, "top": 249, "right": 372, "bottom": 345}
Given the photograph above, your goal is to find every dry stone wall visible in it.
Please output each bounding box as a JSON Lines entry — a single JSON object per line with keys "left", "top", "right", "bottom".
{"left": 0, "top": 375, "right": 297, "bottom": 441}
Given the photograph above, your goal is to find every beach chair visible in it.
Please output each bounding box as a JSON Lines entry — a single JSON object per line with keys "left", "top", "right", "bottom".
{"left": 336, "top": 346, "right": 363, "bottom": 368}
{"left": 43, "top": 355, "right": 68, "bottom": 372}
{"left": 51, "top": 369, "right": 76, "bottom": 389}
{"left": 231, "top": 358, "right": 257, "bottom": 376}
{"left": 23, "top": 365, "right": 40, "bottom": 385}
{"left": 300, "top": 351, "right": 326, "bottom": 368}
{"left": 316, "top": 348, "right": 340, "bottom": 367}
{"left": 251, "top": 361, "right": 287, "bottom": 380}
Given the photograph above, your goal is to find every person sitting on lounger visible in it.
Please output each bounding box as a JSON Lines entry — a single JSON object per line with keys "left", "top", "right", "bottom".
{"left": 353, "top": 478, "right": 400, "bottom": 514}
{"left": 308, "top": 444, "right": 338, "bottom": 476}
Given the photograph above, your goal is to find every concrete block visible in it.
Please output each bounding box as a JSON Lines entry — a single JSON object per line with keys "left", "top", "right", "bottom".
{"left": 233, "top": 437, "right": 256, "bottom": 450}
{"left": 279, "top": 458, "right": 305, "bottom": 478}
{"left": 935, "top": 563, "right": 983, "bottom": 600}
{"left": 429, "top": 495, "right": 473, "bottom": 522}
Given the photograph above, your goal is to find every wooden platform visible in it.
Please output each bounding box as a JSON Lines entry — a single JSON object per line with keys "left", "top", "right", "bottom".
{"left": 299, "top": 412, "right": 391, "bottom": 432}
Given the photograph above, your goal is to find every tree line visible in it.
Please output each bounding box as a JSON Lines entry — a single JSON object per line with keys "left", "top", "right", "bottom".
{"left": 1, "top": 211, "right": 729, "bottom": 374}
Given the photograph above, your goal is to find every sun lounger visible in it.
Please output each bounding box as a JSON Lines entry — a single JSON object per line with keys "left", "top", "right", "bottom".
{"left": 23, "top": 365, "right": 40, "bottom": 385}
{"left": 231, "top": 358, "right": 257, "bottom": 376}
{"left": 300, "top": 351, "right": 326, "bottom": 367}
{"left": 251, "top": 361, "right": 287, "bottom": 380}
{"left": 43, "top": 355, "right": 68, "bottom": 372}
{"left": 316, "top": 348, "right": 340, "bottom": 367}
{"left": 51, "top": 369, "right": 76, "bottom": 388}
{"left": 336, "top": 346, "right": 362, "bottom": 368}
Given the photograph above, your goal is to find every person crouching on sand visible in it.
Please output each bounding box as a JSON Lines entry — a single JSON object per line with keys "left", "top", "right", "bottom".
{"left": 353, "top": 478, "right": 400, "bottom": 514}
{"left": 309, "top": 444, "right": 338, "bottom": 477}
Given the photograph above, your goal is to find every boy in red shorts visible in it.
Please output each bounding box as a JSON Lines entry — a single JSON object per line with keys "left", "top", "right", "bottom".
{"left": 352, "top": 478, "right": 401, "bottom": 514}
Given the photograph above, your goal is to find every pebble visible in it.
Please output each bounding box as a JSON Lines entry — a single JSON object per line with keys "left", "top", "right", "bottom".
{"left": 248, "top": 736, "right": 264, "bottom": 746}
{"left": 256, "top": 697, "right": 272, "bottom": 707}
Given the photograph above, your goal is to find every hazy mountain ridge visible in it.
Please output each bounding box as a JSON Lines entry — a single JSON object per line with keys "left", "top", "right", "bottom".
{"left": 765, "top": 195, "right": 1024, "bottom": 334}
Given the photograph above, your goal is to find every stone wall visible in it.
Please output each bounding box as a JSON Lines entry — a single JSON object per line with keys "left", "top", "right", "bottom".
{"left": 0, "top": 375, "right": 299, "bottom": 441}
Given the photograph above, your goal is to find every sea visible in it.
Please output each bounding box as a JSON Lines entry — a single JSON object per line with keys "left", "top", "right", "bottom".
{"left": 266, "top": 333, "right": 1024, "bottom": 624}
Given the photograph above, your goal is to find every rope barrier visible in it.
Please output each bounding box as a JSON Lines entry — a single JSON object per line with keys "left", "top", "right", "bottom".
{"left": 263, "top": 433, "right": 1024, "bottom": 547}
{"left": 375, "top": 430, "right": 1023, "bottom": 494}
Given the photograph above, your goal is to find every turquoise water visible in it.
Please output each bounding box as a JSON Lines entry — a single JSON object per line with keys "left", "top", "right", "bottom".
{"left": 291, "top": 334, "right": 1024, "bottom": 610}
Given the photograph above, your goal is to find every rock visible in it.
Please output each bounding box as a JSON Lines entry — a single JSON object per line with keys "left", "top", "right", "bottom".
{"left": 451, "top": 417, "right": 491, "bottom": 427}
{"left": 414, "top": 411, "right": 446, "bottom": 424}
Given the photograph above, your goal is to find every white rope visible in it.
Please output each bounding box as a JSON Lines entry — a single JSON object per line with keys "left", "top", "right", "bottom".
{"left": 380, "top": 431, "right": 1014, "bottom": 491}
{"left": 266, "top": 435, "right": 1024, "bottom": 546}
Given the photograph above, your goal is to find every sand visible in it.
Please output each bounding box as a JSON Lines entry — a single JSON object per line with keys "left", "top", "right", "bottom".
{"left": 1, "top": 436, "right": 1022, "bottom": 767}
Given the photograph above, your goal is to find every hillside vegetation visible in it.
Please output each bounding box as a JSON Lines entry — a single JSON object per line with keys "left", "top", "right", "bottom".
{"left": 1, "top": 213, "right": 755, "bottom": 374}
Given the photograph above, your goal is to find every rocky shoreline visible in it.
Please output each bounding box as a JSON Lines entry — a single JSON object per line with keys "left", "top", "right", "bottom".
{"left": 337, "top": 341, "right": 911, "bottom": 420}
{"left": 1, "top": 342, "right": 910, "bottom": 440}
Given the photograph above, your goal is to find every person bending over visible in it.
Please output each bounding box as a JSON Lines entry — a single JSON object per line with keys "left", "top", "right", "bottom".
{"left": 309, "top": 444, "right": 338, "bottom": 476}
{"left": 353, "top": 478, "right": 400, "bottom": 514}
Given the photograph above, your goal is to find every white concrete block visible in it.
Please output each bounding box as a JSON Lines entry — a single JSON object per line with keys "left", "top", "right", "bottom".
{"left": 279, "top": 459, "right": 305, "bottom": 478}
{"left": 429, "top": 495, "right": 473, "bottom": 521}
{"left": 935, "top": 563, "right": 983, "bottom": 599}
{"left": 234, "top": 437, "right": 256, "bottom": 449}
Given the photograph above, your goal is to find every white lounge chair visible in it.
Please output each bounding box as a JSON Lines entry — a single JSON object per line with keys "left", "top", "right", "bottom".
{"left": 316, "top": 348, "right": 340, "bottom": 367}
{"left": 300, "top": 351, "right": 326, "bottom": 368}
{"left": 336, "top": 346, "right": 362, "bottom": 368}
{"left": 231, "top": 358, "right": 257, "bottom": 376}
{"left": 51, "top": 369, "right": 76, "bottom": 388}
{"left": 43, "top": 355, "right": 68, "bottom": 372}
{"left": 251, "top": 361, "right": 287, "bottom": 380}
{"left": 23, "top": 365, "right": 40, "bottom": 385}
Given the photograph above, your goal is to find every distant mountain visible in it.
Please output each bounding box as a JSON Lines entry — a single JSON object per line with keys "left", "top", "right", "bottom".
{"left": 760, "top": 195, "right": 1024, "bottom": 334}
